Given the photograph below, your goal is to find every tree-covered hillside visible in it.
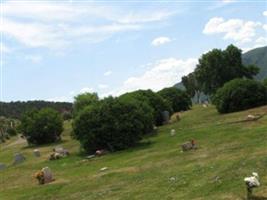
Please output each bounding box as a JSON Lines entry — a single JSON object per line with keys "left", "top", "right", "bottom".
{"left": 0, "top": 101, "right": 72, "bottom": 119}
{"left": 242, "top": 46, "right": 267, "bottom": 80}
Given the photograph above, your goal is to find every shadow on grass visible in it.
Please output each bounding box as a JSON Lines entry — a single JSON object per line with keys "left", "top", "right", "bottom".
{"left": 251, "top": 196, "right": 267, "bottom": 200}
{"left": 242, "top": 196, "right": 267, "bottom": 200}
{"left": 21, "top": 139, "right": 68, "bottom": 150}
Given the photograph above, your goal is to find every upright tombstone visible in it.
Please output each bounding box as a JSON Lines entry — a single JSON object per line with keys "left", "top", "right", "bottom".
{"left": 42, "top": 167, "right": 53, "bottom": 184}
{"left": 13, "top": 153, "right": 25, "bottom": 165}
{"left": 170, "top": 129, "right": 176, "bottom": 136}
{"left": 33, "top": 149, "right": 41, "bottom": 157}
{"left": 162, "top": 111, "right": 170, "bottom": 124}
{"left": 0, "top": 163, "right": 6, "bottom": 170}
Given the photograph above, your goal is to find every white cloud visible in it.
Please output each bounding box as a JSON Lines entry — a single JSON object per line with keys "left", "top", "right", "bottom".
{"left": 263, "top": 24, "right": 267, "bottom": 31}
{"left": 222, "top": 0, "right": 236, "bottom": 3}
{"left": 1, "top": 2, "right": 175, "bottom": 50}
{"left": 242, "top": 36, "right": 267, "bottom": 52}
{"left": 80, "top": 87, "right": 94, "bottom": 93}
{"left": 98, "top": 84, "right": 109, "bottom": 89}
{"left": 104, "top": 70, "right": 112, "bottom": 76}
{"left": 263, "top": 11, "right": 267, "bottom": 16}
{"left": 110, "top": 58, "right": 197, "bottom": 96}
{"left": 24, "top": 55, "right": 43, "bottom": 63}
{"left": 151, "top": 37, "right": 172, "bottom": 46}
{"left": 203, "top": 17, "right": 262, "bottom": 43}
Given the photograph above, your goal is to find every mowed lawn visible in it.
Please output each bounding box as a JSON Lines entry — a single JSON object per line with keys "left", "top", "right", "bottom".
{"left": 1, "top": 105, "right": 267, "bottom": 200}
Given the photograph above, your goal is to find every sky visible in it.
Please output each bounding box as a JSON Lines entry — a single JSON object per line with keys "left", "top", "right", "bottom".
{"left": 0, "top": 0, "right": 267, "bottom": 102}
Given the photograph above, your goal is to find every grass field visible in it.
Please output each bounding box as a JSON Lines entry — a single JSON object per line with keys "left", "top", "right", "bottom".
{"left": 1, "top": 105, "right": 267, "bottom": 200}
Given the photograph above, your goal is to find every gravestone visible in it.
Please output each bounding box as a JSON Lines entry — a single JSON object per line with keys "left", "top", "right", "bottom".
{"left": 0, "top": 163, "right": 6, "bottom": 170}
{"left": 170, "top": 129, "right": 176, "bottom": 136}
{"left": 181, "top": 142, "right": 193, "bottom": 151}
{"left": 162, "top": 111, "right": 170, "bottom": 124}
{"left": 13, "top": 153, "right": 25, "bottom": 165}
{"left": 33, "top": 149, "right": 41, "bottom": 157}
{"left": 42, "top": 167, "right": 53, "bottom": 184}
{"left": 53, "top": 146, "right": 69, "bottom": 156}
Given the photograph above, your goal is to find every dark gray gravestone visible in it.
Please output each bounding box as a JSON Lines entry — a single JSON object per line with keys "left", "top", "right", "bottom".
{"left": 13, "top": 153, "right": 26, "bottom": 165}
{"left": 0, "top": 163, "right": 6, "bottom": 170}
{"left": 162, "top": 111, "right": 170, "bottom": 124}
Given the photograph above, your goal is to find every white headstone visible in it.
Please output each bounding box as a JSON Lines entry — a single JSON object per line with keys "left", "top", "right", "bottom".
{"left": 170, "top": 129, "right": 176, "bottom": 136}
{"left": 42, "top": 167, "right": 53, "bottom": 184}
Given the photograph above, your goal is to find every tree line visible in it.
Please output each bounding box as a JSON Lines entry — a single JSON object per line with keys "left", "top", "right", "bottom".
{"left": 0, "top": 100, "right": 72, "bottom": 119}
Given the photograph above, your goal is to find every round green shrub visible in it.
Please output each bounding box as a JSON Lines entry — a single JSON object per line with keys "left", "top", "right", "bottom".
{"left": 158, "top": 87, "right": 192, "bottom": 112}
{"left": 73, "top": 97, "right": 154, "bottom": 153}
{"left": 119, "top": 90, "right": 172, "bottom": 126}
{"left": 213, "top": 78, "right": 267, "bottom": 113}
{"left": 21, "top": 108, "right": 63, "bottom": 145}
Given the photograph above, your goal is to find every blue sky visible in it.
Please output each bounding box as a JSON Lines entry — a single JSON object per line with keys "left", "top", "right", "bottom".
{"left": 1, "top": 0, "right": 267, "bottom": 102}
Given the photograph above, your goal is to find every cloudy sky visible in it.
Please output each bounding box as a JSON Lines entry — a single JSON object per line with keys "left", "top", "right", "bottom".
{"left": 1, "top": 0, "right": 266, "bottom": 102}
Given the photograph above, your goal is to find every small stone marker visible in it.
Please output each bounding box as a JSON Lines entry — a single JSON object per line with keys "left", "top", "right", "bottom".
{"left": 170, "top": 129, "right": 176, "bottom": 136}
{"left": 42, "top": 167, "right": 53, "bottom": 184}
{"left": 247, "top": 114, "right": 256, "bottom": 120}
{"left": 181, "top": 140, "right": 197, "bottom": 151}
{"left": 33, "top": 149, "right": 41, "bottom": 157}
{"left": 13, "top": 153, "right": 25, "bottom": 165}
{"left": 86, "top": 155, "right": 95, "bottom": 159}
{"left": 181, "top": 142, "right": 193, "bottom": 151}
{"left": 53, "top": 146, "right": 69, "bottom": 156}
{"left": 0, "top": 163, "right": 6, "bottom": 170}
{"left": 100, "top": 167, "right": 108, "bottom": 172}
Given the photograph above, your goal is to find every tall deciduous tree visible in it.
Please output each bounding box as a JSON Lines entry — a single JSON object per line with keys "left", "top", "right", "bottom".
{"left": 73, "top": 92, "right": 99, "bottom": 116}
{"left": 195, "top": 44, "right": 259, "bottom": 95}
{"left": 182, "top": 72, "right": 201, "bottom": 104}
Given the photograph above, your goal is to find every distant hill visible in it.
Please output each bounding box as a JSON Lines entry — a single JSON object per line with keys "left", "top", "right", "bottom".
{"left": 242, "top": 46, "right": 267, "bottom": 80}
{"left": 0, "top": 101, "right": 73, "bottom": 119}
{"left": 174, "top": 46, "right": 267, "bottom": 89}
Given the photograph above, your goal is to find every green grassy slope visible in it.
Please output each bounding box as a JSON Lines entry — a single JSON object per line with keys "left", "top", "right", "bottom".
{"left": 1, "top": 105, "right": 267, "bottom": 200}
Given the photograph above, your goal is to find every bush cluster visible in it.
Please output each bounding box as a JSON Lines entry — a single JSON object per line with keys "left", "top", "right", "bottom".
{"left": 213, "top": 79, "right": 267, "bottom": 113}
{"left": 73, "top": 97, "right": 154, "bottom": 153}
{"left": 20, "top": 108, "right": 63, "bottom": 145}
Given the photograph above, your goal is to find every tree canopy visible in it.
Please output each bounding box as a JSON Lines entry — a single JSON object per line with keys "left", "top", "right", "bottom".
{"left": 73, "top": 92, "right": 99, "bottom": 116}
{"left": 195, "top": 44, "right": 259, "bottom": 95}
{"left": 20, "top": 108, "right": 63, "bottom": 145}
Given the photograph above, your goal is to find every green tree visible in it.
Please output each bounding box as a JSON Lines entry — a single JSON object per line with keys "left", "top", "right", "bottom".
{"left": 20, "top": 108, "right": 63, "bottom": 145}
{"left": 212, "top": 79, "right": 267, "bottom": 113}
{"left": 119, "top": 90, "right": 172, "bottom": 126}
{"left": 195, "top": 44, "right": 259, "bottom": 95}
{"left": 73, "top": 92, "right": 99, "bottom": 116}
{"left": 73, "top": 97, "right": 154, "bottom": 153}
{"left": 158, "top": 87, "right": 192, "bottom": 112}
{"left": 182, "top": 72, "right": 201, "bottom": 103}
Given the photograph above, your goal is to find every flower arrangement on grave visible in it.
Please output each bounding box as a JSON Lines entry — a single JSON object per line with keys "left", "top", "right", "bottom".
{"left": 34, "top": 170, "right": 45, "bottom": 184}
{"left": 244, "top": 172, "right": 260, "bottom": 200}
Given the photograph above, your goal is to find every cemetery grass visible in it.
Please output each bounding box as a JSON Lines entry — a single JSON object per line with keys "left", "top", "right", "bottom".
{"left": 1, "top": 105, "right": 267, "bottom": 200}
